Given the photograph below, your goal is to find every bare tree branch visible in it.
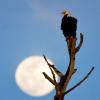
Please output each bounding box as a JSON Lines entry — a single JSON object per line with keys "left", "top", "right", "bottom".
{"left": 49, "top": 64, "right": 64, "bottom": 77}
{"left": 42, "top": 72, "right": 56, "bottom": 86}
{"left": 75, "top": 33, "right": 83, "bottom": 53}
{"left": 43, "top": 55, "right": 57, "bottom": 83}
{"left": 64, "top": 66, "right": 94, "bottom": 95}
{"left": 43, "top": 55, "right": 64, "bottom": 77}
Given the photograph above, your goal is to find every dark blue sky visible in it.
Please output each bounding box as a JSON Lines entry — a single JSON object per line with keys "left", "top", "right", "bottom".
{"left": 0, "top": 0, "right": 99, "bottom": 100}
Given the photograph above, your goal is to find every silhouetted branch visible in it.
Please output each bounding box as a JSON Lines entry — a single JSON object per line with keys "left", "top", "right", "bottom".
{"left": 75, "top": 33, "right": 83, "bottom": 53}
{"left": 43, "top": 72, "right": 56, "bottom": 86}
{"left": 64, "top": 66, "right": 94, "bottom": 95}
{"left": 51, "top": 65, "right": 64, "bottom": 78}
{"left": 43, "top": 55, "right": 64, "bottom": 77}
{"left": 43, "top": 55, "right": 57, "bottom": 83}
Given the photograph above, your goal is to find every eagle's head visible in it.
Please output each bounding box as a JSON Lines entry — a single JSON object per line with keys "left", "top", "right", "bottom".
{"left": 61, "top": 10, "right": 71, "bottom": 16}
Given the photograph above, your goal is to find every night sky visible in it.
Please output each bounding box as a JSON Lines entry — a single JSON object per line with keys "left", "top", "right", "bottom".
{"left": 0, "top": 0, "right": 99, "bottom": 100}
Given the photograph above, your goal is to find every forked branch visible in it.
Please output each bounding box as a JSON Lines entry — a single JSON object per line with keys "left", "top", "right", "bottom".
{"left": 43, "top": 55, "right": 59, "bottom": 87}
{"left": 64, "top": 66, "right": 94, "bottom": 95}
{"left": 43, "top": 55, "right": 57, "bottom": 83}
{"left": 43, "top": 55, "right": 64, "bottom": 77}
{"left": 42, "top": 72, "right": 56, "bottom": 86}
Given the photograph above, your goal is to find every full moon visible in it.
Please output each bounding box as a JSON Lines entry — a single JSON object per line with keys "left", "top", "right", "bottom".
{"left": 15, "top": 56, "right": 58, "bottom": 97}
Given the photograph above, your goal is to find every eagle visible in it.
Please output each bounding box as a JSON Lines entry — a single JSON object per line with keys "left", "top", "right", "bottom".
{"left": 61, "top": 10, "right": 77, "bottom": 39}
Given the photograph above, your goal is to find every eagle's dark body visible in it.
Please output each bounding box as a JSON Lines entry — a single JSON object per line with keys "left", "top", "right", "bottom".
{"left": 61, "top": 14, "right": 77, "bottom": 38}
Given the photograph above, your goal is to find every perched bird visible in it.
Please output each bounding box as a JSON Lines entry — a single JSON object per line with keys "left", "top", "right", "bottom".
{"left": 61, "top": 10, "right": 77, "bottom": 39}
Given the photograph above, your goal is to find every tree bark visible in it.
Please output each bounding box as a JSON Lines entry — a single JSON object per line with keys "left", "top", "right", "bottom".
{"left": 54, "top": 95, "right": 64, "bottom": 100}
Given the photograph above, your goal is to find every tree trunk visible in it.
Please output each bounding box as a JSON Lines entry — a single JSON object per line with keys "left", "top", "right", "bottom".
{"left": 54, "top": 95, "right": 64, "bottom": 100}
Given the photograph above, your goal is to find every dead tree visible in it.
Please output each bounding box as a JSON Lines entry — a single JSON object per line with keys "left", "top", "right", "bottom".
{"left": 43, "top": 33, "right": 94, "bottom": 100}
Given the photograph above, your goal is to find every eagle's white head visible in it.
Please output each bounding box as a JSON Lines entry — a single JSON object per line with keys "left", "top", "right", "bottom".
{"left": 61, "top": 10, "right": 71, "bottom": 16}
